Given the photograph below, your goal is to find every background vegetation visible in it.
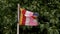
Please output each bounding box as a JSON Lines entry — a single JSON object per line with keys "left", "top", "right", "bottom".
{"left": 0, "top": 0, "right": 60, "bottom": 34}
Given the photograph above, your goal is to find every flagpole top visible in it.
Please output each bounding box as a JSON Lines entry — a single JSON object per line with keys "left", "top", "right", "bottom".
{"left": 18, "top": 3, "right": 20, "bottom": 7}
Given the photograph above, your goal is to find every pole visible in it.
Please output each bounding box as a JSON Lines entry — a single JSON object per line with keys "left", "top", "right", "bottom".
{"left": 17, "top": 4, "right": 20, "bottom": 34}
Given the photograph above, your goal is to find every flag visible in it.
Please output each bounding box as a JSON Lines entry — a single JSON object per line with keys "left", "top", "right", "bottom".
{"left": 19, "top": 8, "right": 38, "bottom": 26}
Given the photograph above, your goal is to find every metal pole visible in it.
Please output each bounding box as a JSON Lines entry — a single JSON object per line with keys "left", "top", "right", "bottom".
{"left": 17, "top": 3, "right": 20, "bottom": 34}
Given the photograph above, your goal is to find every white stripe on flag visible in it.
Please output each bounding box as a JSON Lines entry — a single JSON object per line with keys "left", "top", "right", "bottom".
{"left": 25, "top": 17, "right": 30, "bottom": 25}
{"left": 25, "top": 11, "right": 33, "bottom": 17}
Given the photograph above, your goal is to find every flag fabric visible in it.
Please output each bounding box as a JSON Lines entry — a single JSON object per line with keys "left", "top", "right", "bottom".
{"left": 29, "top": 17, "right": 38, "bottom": 26}
{"left": 25, "top": 11, "right": 33, "bottom": 26}
{"left": 19, "top": 8, "right": 38, "bottom": 26}
{"left": 19, "top": 8, "right": 26, "bottom": 25}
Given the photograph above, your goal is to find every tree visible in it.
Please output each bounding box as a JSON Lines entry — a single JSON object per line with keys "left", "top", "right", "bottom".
{"left": 0, "top": 0, "right": 60, "bottom": 34}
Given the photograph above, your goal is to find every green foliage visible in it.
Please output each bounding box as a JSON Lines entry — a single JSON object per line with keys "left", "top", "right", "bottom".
{"left": 0, "top": 0, "right": 60, "bottom": 34}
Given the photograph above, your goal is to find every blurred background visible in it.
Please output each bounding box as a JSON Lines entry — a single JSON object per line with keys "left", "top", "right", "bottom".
{"left": 0, "top": 0, "right": 60, "bottom": 34}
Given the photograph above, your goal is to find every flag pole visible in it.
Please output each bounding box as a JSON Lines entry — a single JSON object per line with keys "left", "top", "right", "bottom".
{"left": 17, "top": 3, "right": 20, "bottom": 34}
